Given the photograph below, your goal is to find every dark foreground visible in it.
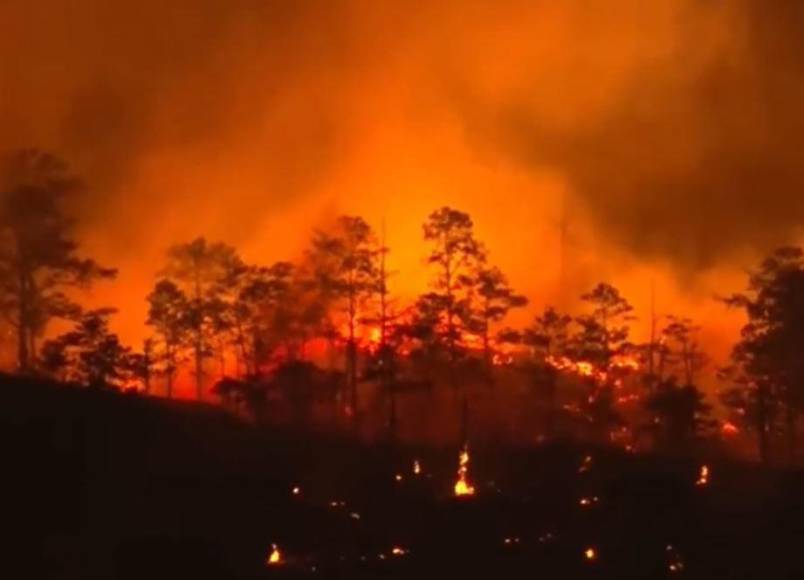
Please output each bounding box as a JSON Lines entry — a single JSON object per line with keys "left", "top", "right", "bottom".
{"left": 4, "top": 375, "right": 804, "bottom": 579}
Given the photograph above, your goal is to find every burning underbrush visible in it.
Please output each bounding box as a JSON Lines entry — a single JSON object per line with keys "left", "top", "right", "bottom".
{"left": 10, "top": 377, "right": 803, "bottom": 580}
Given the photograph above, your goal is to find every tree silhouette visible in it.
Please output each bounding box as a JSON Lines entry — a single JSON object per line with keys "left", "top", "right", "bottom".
{"left": 722, "top": 247, "right": 804, "bottom": 464}
{"left": 523, "top": 307, "right": 573, "bottom": 436}
{"left": 125, "top": 338, "right": 155, "bottom": 394}
{"left": 306, "top": 216, "right": 378, "bottom": 419}
{"left": 471, "top": 266, "right": 527, "bottom": 377}
{"left": 230, "top": 262, "right": 294, "bottom": 375}
{"left": 573, "top": 282, "right": 635, "bottom": 442}
{"left": 161, "top": 238, "right": 242, "bottom": 400}
{"left": 420, "top": 207, "right": 487, "bottom": 442}
{"left": 645, "top": 377, "right": 711, "bottom": 452}
{"left": 40, "top": 308, "right": 131, "bottom": 388}
{"left": 0, "top": 149, "right": 116, "bottom": 372}
{"left": 146, "top": 279, "right": 188, "bottom": 398}
{"left": 639, "top": 315, "right": 711, "bottom": 451}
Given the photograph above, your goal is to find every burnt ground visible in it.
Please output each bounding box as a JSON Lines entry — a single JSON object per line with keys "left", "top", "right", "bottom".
{"left": 3, "top": 374, "right": 803, "bottom": 579}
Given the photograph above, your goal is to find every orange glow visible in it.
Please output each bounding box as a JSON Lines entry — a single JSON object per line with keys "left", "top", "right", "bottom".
{"left": 585, "top": 547, "right": 597, "bottom": 561}
{"left": 413, "top": 459, "right": 421, "bottom": 475}
{"left": 454, "top": 445, "right": 476, "bottom": 497}
{"left": 546, "top": 354, "right": 640, "bottom": 387}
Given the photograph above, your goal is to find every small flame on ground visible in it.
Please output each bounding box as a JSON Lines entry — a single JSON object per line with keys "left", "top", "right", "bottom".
{"left": 696, "top": 465, "right": 709, "bottom": 486}
{"left": 578, "top": 455, "right": 593, "bottom": 473}
{"left": 413, "top": 459, "right": 421, "bottom": 475}
{"left": 395, "top": 473, "right": 403, "bottom": 482}
{"left": 584, "top": 547, "right": 597, "bottom": 561}
{"left": 454, "top": 445, "right": 476, "bottom": 497}
{"left": 666, "top": 544, "right": 685, "bottom": 573}
{"left": 391, "top": 546, "right": 408, "bottom": 556}
{"left": 266, "top": 544, "right": 282, "bottom": 566}
{"left": 291, "top": 486, "right": 300, "bottom": 496}
{"left": 579, "top": 496, "right": 599, "bottom": 507}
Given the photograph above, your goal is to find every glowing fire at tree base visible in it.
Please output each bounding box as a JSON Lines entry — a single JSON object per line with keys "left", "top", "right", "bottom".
{"left": 454, "top": 445, "right": 476, "bottom": 497}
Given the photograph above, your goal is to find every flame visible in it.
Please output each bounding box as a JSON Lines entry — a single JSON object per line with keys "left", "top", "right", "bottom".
{"left": 696, "top": 465, "right": 709, "bottom": 486}
{"left": 492, "top": 353, "right": 514, "bottom": 366}
{"left": 584, "top": 547, "right": 597, "bottom": 561}
{"left": 391, "top": 546, "right": 408, "bottom": 556}
{"left": 578, "top": 454, "right": 593, "bottom": 473}
{"left": 721, "top": 421, "right": 739, "bottom": 436}
{"left": 413, "top": 459, "right": 421, "bottom": 475}
{"left": 266, "top": 544, "right": 282, "bottom": 566}
{"left": 291, "top": 485, "right": 300, "bottom": 496}
{"left": 546, "top": 354, "right": 641, "bottom": 388}
{"left": 454, "top": 445, "right": 476, "bottom": 497}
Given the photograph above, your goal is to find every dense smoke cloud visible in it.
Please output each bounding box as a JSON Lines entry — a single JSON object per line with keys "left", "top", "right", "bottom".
{"left": 2, "top": 0, "right": 802, "bottom": 348}
{"left": 464, "top": 0, "right": 804, "bottom": 270}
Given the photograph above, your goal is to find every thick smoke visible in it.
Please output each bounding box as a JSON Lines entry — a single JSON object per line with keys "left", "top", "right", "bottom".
{"left": 461, "top": 0, "right": 804, "bottom": 270}
{"left": 1, "top": 0, "right": 801, "bottom": 349}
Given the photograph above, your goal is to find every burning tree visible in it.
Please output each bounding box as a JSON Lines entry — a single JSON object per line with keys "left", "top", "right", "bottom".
{"left": 0, "top": 149, "right": 116, "bottom": 373}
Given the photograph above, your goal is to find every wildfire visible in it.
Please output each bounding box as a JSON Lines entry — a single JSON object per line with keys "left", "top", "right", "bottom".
{"left": 584, "top": 547, "right": 597, "bottom": 561}
{"left": 413, "top": 459, "right": 421, "bottom": 475}
{"left": 696, "top": 465, "right": 710, "bottom": 486}
{"left": 266, "top": 544, "right": 282, "bottom": 566}
{"left": 546, "top": 354, "right": 641, "bottom": 386}
{"left": 492, "top": 353, "right": 514, "bottom": 366}
{"left": 454, "top": 445, "right": 476, "bottom": 497}
{"left": 391, "top": 546, "right": 408, "bottom": 556}
{"left": 579, "top": 496, "right": 599, "bottom": 507}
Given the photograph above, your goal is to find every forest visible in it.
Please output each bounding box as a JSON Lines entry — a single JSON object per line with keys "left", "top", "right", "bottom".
{"left": 2, "top": 148, "right": 803, "bottom": 467}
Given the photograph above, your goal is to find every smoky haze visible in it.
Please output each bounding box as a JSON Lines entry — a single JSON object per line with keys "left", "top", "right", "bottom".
{"left": 1, "top": 0, "right": 802, "bottom": 348}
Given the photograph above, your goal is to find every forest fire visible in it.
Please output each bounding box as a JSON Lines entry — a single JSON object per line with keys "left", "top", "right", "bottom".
{"left": 545, "top": 354, "right": 641, "bottom": 387}
{"left": 454, "top": 445, "right": 476, "bottom": 497}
